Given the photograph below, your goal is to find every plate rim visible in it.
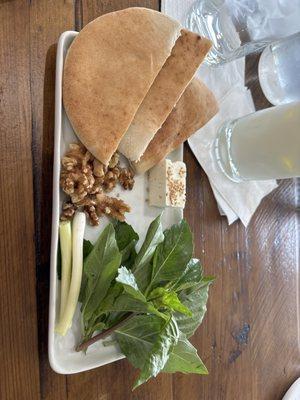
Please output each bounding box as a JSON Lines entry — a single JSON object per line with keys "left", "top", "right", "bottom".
{"left": 48, "top": 30, "right": 183, "bottom": 374}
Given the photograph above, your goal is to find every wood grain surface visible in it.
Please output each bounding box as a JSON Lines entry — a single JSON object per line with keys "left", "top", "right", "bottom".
{"left": 0, "top": 1, "right": 299, "bottom": 400}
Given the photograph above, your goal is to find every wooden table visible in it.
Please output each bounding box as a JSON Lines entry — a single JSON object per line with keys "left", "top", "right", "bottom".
{"left": 0, "top": 1, "right": 299, "bottom": 399}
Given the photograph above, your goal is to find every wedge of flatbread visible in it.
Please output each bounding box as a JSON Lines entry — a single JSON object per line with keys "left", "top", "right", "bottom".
{"left": 134, "top": 78, "right": 218, "bottom": 174}
{"left": 63, "top": 8, "right": 181, "bottom": 165}
{"left": 118, "top": 29, "right": 212, "bottom": 162}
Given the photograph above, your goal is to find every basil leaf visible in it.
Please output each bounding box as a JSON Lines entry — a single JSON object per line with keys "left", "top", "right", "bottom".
{"left": 149, "top": 220, "right": 193, "bottom": 291}
{"left": 81, "top": 224, "right": 121, "bottom": 324}
{"left": 114, "top": 221, "right": 139, "bottom": 264}
{"left": 133, "top": 316, "right": 179, "bottom": 389}
{"left": 122, "top": 248, "right": 137, "bottom": 269}
{"left": 116, "top": 266, "right": 142, "bottom": 294}
{"left": 115, "top": 314, "right": 165, "bottom": 369}
{"left": 113, "top": 267, "right": 165, "bottom": 318}
{"left": 172, "top": 258, "right": 203, "bottom": 292}
{"left": 115, "top": 315, "right": 179, "bottom": 389}
{"left": 133, "top": 215, "right": 164, "bottom": 291}
{"left": 96, "top": 283, "right": 123, "bottom": 312}
{"left": 114, "top": 221, "right": 139, "bottom": 251}
{"left": 175, "top": 278, "right": 213, "bottom": 338}
{"left": 103, "top": 294, "right": 159, "bottom": 315}
{"left": 163, "top": 335, "right": 208, "bottom": 375}
{"left": 149, "top": 287, "right": 192, "bottom": 316}
{"left": 79, "top": 239, "right": 94, "bottom": 302}
{"left": 83, "top": 239, "right": 93, "bottom": 259}
{"left": 92, "top": 269, "right": 164, "bottom": 319}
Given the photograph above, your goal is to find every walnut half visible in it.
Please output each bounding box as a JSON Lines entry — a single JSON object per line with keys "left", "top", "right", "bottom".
{"left": 61, "top": 202, "right": 77, "bottom": 221}
{"left": 96, "top": 193, "right": 130, "bottom": 222}
{"left": 119, "top": 168, "right": 135, "bottom": 190}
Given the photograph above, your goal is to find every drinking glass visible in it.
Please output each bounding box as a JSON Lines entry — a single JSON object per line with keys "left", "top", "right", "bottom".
{"left": 259, "top": 32, "right": 300, "bottom": 105}
{"left": 214, "top": 102, "right": 300, "bottom": 182}
{"left": 186, "top": 0, "right": 300, "bottom": 65}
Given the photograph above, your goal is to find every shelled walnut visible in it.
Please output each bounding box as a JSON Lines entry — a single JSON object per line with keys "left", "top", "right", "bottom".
{"left": 84, "top": 204, "right": 99, "bottom": 226}
{"left": 119, "top": 168, "right": 135, "bottom": 190}
{"left": 102, "top": 168, "right": 119, "bottom": 192}
{"left": 61, "top": 202, "right": 77, "bottom": 221}
{"left": 96, "top": 193, "right": 130, "bottom": 222}
{"left": 60, "top": 143, "right": 134, "bottom": 225}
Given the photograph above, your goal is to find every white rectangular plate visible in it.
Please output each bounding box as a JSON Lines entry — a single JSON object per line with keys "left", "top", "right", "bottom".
{"left": 48, "top": 31, "right": 183, "bottom": 374}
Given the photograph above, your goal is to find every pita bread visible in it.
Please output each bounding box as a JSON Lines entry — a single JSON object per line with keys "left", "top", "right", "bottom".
{"left": 134, "top": 78, "right": 218, "bottom": 174}
{"left": 118, "top": 29, "right": 211, "bottom": 161}
{"left": 63, "top": 8, "right": 181, "bottom": 165}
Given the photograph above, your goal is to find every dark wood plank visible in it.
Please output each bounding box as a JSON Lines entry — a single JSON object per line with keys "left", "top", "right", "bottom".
{"left": 66, "top": 359, "right": 172, "bottom": 400}
{"left": 0, "top": 1, "right": 40, "bottom": 399}
{"left": 28, "top": 1, "right": 74, "bottom": 399}
{"left": 81, "top": 0, "right": 159, "bottom": 21}
{"left": 173, "top": 56, "right": 300, "bottom": 399}
{"left": 66, "top": 1, "right": 173, "bottom": 399}
{"left": 181, "top": 148, "right": 299, "bottom": 400}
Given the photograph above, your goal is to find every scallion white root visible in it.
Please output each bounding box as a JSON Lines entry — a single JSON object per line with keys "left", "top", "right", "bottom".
{"left": 56, "top": 212, "right": 86, "bottom": 336}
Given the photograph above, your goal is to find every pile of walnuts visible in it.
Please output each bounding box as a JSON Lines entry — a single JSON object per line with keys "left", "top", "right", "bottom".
{"left": 60, "top": 143, "right": 134, "bottom": 225}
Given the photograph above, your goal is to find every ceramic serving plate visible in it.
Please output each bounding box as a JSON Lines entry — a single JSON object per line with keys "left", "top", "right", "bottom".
{"left": 48, "top": 31, "right": 183, "bottom": 374}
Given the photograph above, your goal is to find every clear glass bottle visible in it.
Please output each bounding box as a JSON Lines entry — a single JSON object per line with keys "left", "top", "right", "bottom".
{"left": 259, "top": 32, "right": 300, "bottom": 105}
{"left": 186, "top": 0, "right": 300, "bottom": 66}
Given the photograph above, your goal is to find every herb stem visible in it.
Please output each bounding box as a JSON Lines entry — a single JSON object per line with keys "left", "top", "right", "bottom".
{"left": 76, "top": 313, "right": 134, "bottom": 352}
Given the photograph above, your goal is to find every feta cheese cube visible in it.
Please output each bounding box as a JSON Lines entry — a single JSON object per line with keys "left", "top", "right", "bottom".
{"left": 149, "top": 159, "right": 186, "bottom": 208}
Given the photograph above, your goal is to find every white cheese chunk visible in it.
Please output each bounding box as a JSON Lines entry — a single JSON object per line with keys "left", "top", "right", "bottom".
{"left": 149, "top": 159, "right": 186, "bottom": 208}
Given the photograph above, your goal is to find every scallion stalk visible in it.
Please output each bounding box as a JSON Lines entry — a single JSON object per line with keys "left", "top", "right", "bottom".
{"left": 56, "top": 212, "right": 86, "bottom": 336}
{"left": 59, "top": 221, "right": 72, "bottom": 319}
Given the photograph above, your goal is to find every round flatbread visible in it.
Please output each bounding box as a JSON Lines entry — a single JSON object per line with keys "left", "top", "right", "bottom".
{"left": 63, "top": 7, "right": 181, "bottom": 165}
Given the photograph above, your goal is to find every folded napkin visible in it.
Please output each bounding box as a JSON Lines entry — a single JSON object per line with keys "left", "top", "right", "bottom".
{"left": 162, "top": 0, "right": 278, "bottom": 226}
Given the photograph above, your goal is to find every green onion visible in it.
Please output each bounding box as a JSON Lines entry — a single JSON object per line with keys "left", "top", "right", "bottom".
{"left": 56, "top": 212, "right": 86, "bottom": 336}
{"left": 59, "top": 221, "right": 72, "bottom": 319}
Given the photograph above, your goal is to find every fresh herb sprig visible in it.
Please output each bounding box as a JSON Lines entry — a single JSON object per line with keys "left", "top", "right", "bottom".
{"left": 76, "top": 215, "right": 213, "bottom": 389}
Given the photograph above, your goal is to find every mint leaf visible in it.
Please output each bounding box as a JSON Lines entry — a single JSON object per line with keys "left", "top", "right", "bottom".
{"left": 81, "top": 224, "right": 121, "bottom": 324}
{"left": 133, "top": 316, "right": 179, "bottom": 389}
{"left": 163, "top": 335, "right": 208, "bottom": 375}
{"left": 133, "top": 215, "right": 164, "bottom": 291}
{"left": 149, "top": 287, "right": 192, "bottom": 316}
{"left": 175, "top": 278, "right": 213, "bottom": 338}
{"left": 148, "top": 220, "right": 193, "bottom": 292}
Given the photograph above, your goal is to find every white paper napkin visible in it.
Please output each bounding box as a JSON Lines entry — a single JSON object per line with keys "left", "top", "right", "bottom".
{"left": 162, "top": 0, "right": 278, "bottom": 226}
